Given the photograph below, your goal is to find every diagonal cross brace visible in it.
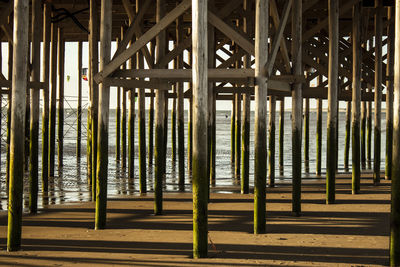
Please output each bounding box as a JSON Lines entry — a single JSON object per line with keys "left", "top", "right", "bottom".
{"left": 94, "top": 0, "right": 192, "bottom": 84}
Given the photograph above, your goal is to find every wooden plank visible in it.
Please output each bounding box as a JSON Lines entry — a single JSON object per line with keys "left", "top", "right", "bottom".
{"left": 94, "top": 0, "right": 191, "bottom": 83}
{"left": 104, "top": 77, "right": 170, "bottom": 90}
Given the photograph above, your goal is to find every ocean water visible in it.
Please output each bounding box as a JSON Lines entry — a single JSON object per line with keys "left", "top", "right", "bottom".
{"left": 0, "top": 97, "right": 387, "bottom": 210}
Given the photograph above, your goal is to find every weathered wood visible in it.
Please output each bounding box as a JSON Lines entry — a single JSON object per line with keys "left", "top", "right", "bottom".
{"left": 192, "top": 0, "right": 208, "bottom": 257}
{"left": 231, "top": 97, "right": 236, "bottom": 165}
{"left": 268, "top": 96, "right": 276, "bottom": 187}
{"left": 7, "top": 0, "right": 29, "bottom": 252}
{"left": 207, "top": 18, "right": 215, "bottom": 193}
{"left": 361, "top": 93, "right": 366, "bottom": 169}
{"left": 241, "top": 0, "right": 250, "bottom": 193}
{"left": 316, "top": 98, "right": 322, "bottom": 176}
{"left": 352, "top": 2, "right": 361, "bottom": 194}
{"left": 49, "top": 16, "right": 57, "bottom": 180}
{"left": 254, "top": 0, "right": 268, "bottom": 233}
{"left": 77, "top": 42, "right": 83, "bottom": 158}
{"left": 95, "top": 0, "right": 112, "bottom": 230}
{"left": 390, "top": 2, "right": 400, "bottom": 264}
{"left": 94, "top": 0, "right": 191, "bottom": 83}
{"left": 6, "top": 38, "right": 12, "bottom": 191}
{"left": 90, "top": 0, "right": 99, "bottom": 198}
{"left": 265, "top": 0, "right": 292, "bottom": 76}
{"left": 127, "top": 63, "right": 135, "bottom": 181}
{"left": 326, "top": 0, "right": 338, "bottom": 204}
{"left": 154, "top": 0, "right": 166, "bottom": 215}
{"left": 373, "top": 0, "right": 382, "bottom": 185}
{"left": 176, "top": 15, "right": 185, "bottom": 191}
{"left": 137, "top": 0, "right": 146, "bottom": 194}
{"left": 208, "top": 10, "right": 254, "bottom": 56}
{"left": 367, "top": 82, "right": 372, "bottom": 169}
{"left": 29, "top": 0, "right": 42, "bottom": 214}
{"left": 122, "top": 87, "right": 127, "bottom": 168}
{"left": 279, "top": 99, "right": 284, "bottom": 176}
{"left": 41, "top": 3, "right": 50, "bottom": 194}
{"left": 57, "top": 28, "right": 64, "bottom": 169}
{"left": 116, "top": 43, "right": 121, "bottom": 162}
{"left": 291, "top": 0, "right": 302, "bottom": 215}
{"left": 386, "top": 7, "right": 394, "bottom": 181}
{"left": 344, "top": 99, "right": 351, "bottom": 170}
{"left": 304, "top": 98, "right": 310, "bottom": 173}
{"left": 148, "top": 40, "right": 155, "bottom": 167}
{"left": 234, "top": 74, "right": 241, "bottom": 179}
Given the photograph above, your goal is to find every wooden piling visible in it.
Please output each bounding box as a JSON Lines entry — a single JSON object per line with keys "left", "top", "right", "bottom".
{"left": 279, "top": 99, "right": 284, "bottom": 176}
{"left": 344, "top": 99, "right": 351, "bottom": 170}
{"left": 188, "top": 94, "right": 193, "bottom": 174}
{"left": 176, "top": 16, "right": 185, "bottom": 191}
{"left": 116, "top": 54, "right": 121, "bottom": 162}
{"left": 57, "top": 27, "right": 64, "bottom": 169}
{"left": 154, "top": 0, "right": 166, "bottom": 215}
{"left": 326, "top": 0, "right": 338, "bottom": 204}
{"left": 192, "top": 0, "right": 208, "bottom": 257}
{"left": 351, "top": 2, "right": 361, "bottom": 194}
{"left": 128, "top": 69, "right": 135, "bottom": 181}
{"left": 95, "top": 0, "right": 112, "bottom": 230}
{"left": 148, "top": 40, "right": 155, "bottom": 167}
{"left": 208, "top": 21, "right": 215, "bottom": 192}
{"left": 361, "top": 95, "right": 366, "bottom": 169}
{"left": 171, "top": 68, "right": 177, "bottom": 163}
{"left": 386, "top": 7, "right": 394, "bottom": 181}
{"left": 241, "top": 1, "right": 250, "bottom": 193}
{"left": 268, "top": 96, "right": 276, "bottom": 187}
{"left": 230, "top": 97, "right": 235, "bottom": 165}
{"left": 90, "top": 0, "right": 99, "bottom": 197}
{"left": 121, "top": 27, "right": 127, "bottom": 168}
{"left": 49, "top": 18, "right": 58, "bottom": 179}
{"left": 390, "top": 2, "right": 400, "bottom": 263}
{"left": 373, "top": 0, "right": 382, "bottom": 185}
{"left": 29, "top": 0, "right": 42, "bottom": 214}
{"left": 291, "top": 0, "right": 302, "bottom": 214}
{"left": 254, "top": 0, "right": 268, "bottom": 233}
{"left": 6, "top": 40, "right": 12, "bottom": 190}
{"left": 137, "top": 52, "right": 146, "bottom": 194}
{"left": 41, "top": 3, "right": 50, "bottom": 193}
{"left": 304, "top": 98, "right": 309, "bottom": 173}
{"left": 316, "top": 98, "right": 322, "bottom": 176}
{"left": 235, "top": 72, "right": 241, "bottom": 179}
{"left": 77, "top": 42, "right": 83, "bottom": 158}
{"left": 7, "top": 0, "right": 29, "bottom": 251}
{"left": 367, "top": 83, "right": 372, "bottom": 168}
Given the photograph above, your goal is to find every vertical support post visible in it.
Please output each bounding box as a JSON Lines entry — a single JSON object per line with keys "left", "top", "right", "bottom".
{"left": 241, "top": 0, "right": 250, "bottom": 193}
{"left": 49, "top": 17, "right": 57, "bottom": 179}
{"left": 6, "top": 38, "right": 12, "bottom": 190}
{"left": 116, "top": 42, "right": 121, "bottom": 162}
{"left": 254, "top": 0, "right": 268, "bottom": 233}
{"left": 137, "top": 1, "right": 146, "bottom": 194}
{"left": 121, "top": 27, "right": 126, "bottom": 168}
{"left": 304, "top": 98, "right": 309, "bottom": 173}
{"left": 326, "top": 0, "right": 338, "bottom": 204}
{"left": 367, "top": 82, "right": 372, "bottom": 169}
{"left": 90, "top": 0, "right": 99, "bottom": 198}
{"left": 352, "top": 2, "right": 361, "bottom": 194}
{"left": 361, "top": 93, "right": 366, "bottom": 169}
{"left": 77, "top": 42, "right": 83, "bottom": 158}
{"left": 171, "top": 68, "right": 177, "bottom": 163}
{"left": 7, "top": 0, "right": 29, "bottom": 251}
{"left": 95, "top": 0, "right": 112, "bottom": 230}
{"left": 148, "top": 41, "right": 155, "bottom": 166}
{"left": 344, "top": 98, "right": 351, "bottom": 170}
{"left": 57, "top": 27, "right": 64, "bottom": 169}
{"left": 316, "top": 98, "right": 322, "bottom": 175}
{"left": 374, "top": 0, "right": 382, "bottom": 185}
{"left": 230, "top": 97, "right": 236, "bottom": 165}
{"left": 136, "top": 0, "right": 146, "bottom": 193}
{"left": 128, "top": 64, "right": 135, "bottom": 179}
{"left": 391, "top": 1, "right": 400, "bottom": 263}
{"left": 291, "top": 0, "right": 302, "bottom": 214}
{"left": 235, "top": 73, "right": 241, "bottom": 179}
{"left": 207, "top": 16, "right": 215, "bottom": 195}
{"left": 154, "top": 0, "right": 166, "bottom": 215}
{"left": 176, "top": 15, "right": 185, "bottom": 191}
{"left": 29, "top": 0, "right": 42, "bottom": 214}
{"left": 268, "top": 96, "right": 276, "bottom": 187}
{"left": 386, "top": 7, "right": 395, "bottom": 180}
{"left": 192, "top": 0, "right": 208, "bottom": 257}
{"left": 279, "top": 99, "right": 284, "bottom": 176}
{"left": 188, "top": 92, "right": 193, "bottom": 174}
{"left": 42, "top": 3, "right": 50, "bottom": 194}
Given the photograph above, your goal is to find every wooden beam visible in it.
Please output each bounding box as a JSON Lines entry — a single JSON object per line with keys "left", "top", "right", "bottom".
{"left": 208, "top": 10, "right": 255, "bottom": 55}
{"left": 94, "top": 0, "right": 191, "bottom": 83}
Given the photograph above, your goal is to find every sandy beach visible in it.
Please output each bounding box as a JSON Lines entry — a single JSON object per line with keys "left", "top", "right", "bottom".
{"left": 0, "top": 173, "right": 390, "bottom": 266}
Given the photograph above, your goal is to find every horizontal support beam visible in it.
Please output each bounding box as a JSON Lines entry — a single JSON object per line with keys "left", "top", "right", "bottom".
{"left": 104, "top": 78, "right": 170, "bottom": 90}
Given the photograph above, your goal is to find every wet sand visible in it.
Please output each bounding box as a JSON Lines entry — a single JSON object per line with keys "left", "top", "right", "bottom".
{"left": 0, "top": 173, "right": 390, "bottom": 266}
